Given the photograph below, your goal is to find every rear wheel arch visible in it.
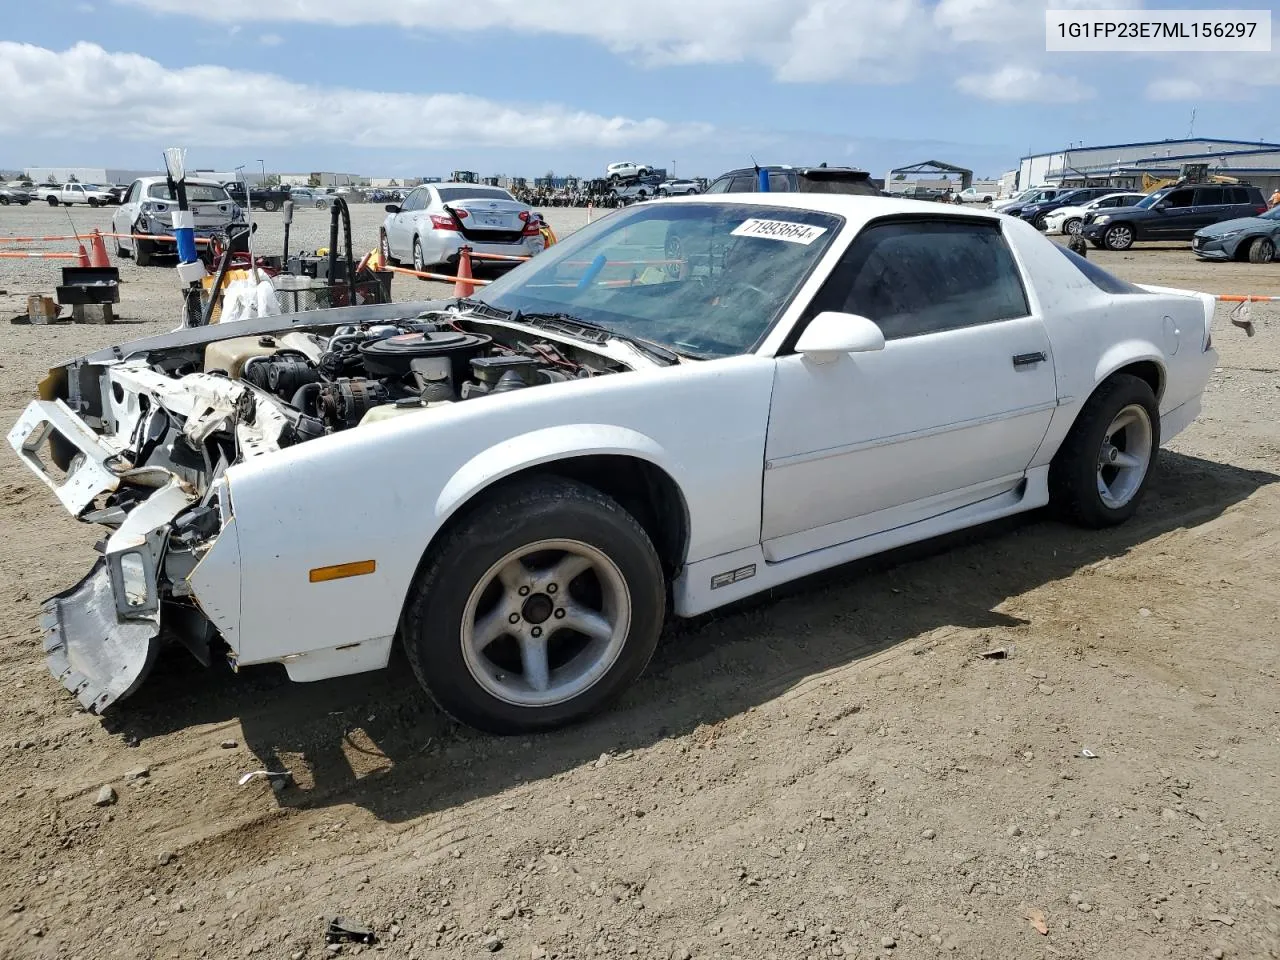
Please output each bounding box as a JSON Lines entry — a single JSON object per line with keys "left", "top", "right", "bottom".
{"left": 1092, "top": 357, "right": 1164, "bottom": 405}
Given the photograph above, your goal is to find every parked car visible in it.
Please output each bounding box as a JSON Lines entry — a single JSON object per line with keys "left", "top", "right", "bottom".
{"left": 379, "top": 182, "right": 546, "bottom": 271}
{"left": 703, "top": 165, "right": 879, "bottom": 197}
{"left": 222, "top": 180, "right": 292, "bottom": 212}
{"left": 111, "top": 176, "right": 243, "bottom": 266}
{"left": 1081, "top": 182, "right": 1269, "bottom": 251}
{"left": 1042, "top": 192, "right": 1147, "bottom": 237}
{"left": 611, "top": 176, "right": 663, "bottom": 201}
{"left": 956, "top": 186, "right": 995, "bottom": 204}
{"left": 0, "top": 184, "right": 32, "bottom": 205}
{"left": 38, "top": 183, "right": 116, "bottom": 207}
{"left": 1017, "top": 187, "right": 1119, "bottom": 230}
{"left": 1192, "top": 204, "right": 1280, "bottom": 263}
{"left": 9, "top": 194, "right": 1220, "bottom": 734}
{"left": 607, "top": 161, "right": 651, "bottom": 181}
{"left": 286, "top": 187, "right": 317, "bottom": 204}
{"left": 658, "top": 179, "right": 701, "bottom": 197}
{"left": 993, "top": 187, "right": 1064, "bottom": 218}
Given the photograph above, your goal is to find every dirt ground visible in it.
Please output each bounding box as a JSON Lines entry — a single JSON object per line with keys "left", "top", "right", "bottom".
{"left": 1, "top": 205, "right": 1278, "bottom": 960}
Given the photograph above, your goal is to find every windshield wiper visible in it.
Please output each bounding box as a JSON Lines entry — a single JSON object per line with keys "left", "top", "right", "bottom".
{"left": 511, "top": 311, "right": 681, "bottom": 365}
{"left": 454, "top": 297, "right": 513, "bottom": 321}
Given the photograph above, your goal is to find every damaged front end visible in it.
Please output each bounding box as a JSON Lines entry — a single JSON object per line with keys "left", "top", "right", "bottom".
{"left": 10, "top": 375, "right": 248, "bottom": 712}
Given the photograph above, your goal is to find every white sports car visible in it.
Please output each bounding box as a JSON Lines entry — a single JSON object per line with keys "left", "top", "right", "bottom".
{"left": 9, "top": 194, "right": 1219, "bottom": 734}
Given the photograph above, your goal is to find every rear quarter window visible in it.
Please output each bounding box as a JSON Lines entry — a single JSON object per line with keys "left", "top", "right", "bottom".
{"left": 1055, "top": 244, "right": 1146, "bottom": 294}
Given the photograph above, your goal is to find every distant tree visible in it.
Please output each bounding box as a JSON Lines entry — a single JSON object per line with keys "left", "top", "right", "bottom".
{"left": 388, "top": 178, "right": 399, "bottom": 187}
{"left": 264, "top": 174, "right": 281, "bottom": 186}
{"left": 67, "top": 173, "right": 79, "bottom": 183}
{"left": 47, "top": 174, "right": 60, "bottom": 185}
{"left": 544, "top": 169, "right": 556, "bottom": 182}
{"left": 17, "top": 173, "right": 32, "bottom": 185}
{"left": 308, "top": 173, "right": 321, "bottom": 187}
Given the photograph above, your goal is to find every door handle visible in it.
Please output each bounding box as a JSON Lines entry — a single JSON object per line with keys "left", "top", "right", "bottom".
{"left": 1012, "top": 352, "right": 1046, "bottom": 369}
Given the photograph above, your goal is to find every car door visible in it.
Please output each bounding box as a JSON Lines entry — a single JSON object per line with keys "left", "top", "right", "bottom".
{"left": 1186, "top": 186, "right": 1232, "bottom": 235}
{"left": 112, "top": 181, "right": 139, "bottom": 245}
{"left": 760, "top": 216, "right": 1058, "bottom": 563}
{"left": 389, "top": 188, "right": 420, "bottom": 255}
{"left": 1146, "top": 187, "right": 1196, "bottom": 238}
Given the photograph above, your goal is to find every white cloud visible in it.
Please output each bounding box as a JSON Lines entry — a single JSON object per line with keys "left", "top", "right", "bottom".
{"left": 955, "top": 65, "right": 1094, "bottom": 102}
{"left": 115, "top": 0, "right": 1101, "bottom": 91}
{"left": 259, "top": 33, "right": 284, "bottom": 47}
{"left": 1145, "top": 54, "right": 1280, "bottom": 101}
{"left": 0, "top": 42, "right": 711, "bottom": 149}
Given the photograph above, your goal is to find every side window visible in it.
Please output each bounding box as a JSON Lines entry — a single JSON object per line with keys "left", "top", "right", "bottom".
{"left": 808, "top": 219, "right": 1030, "bottom": 341}
{"left": 1227, "top": 187, "right": 1249, "bottom": 204}
{"left": 1193, "top": 187, "right": 1225, "bottom": 206}
{"left": 1098, "top": 196, "right": 1122, "bottom": 208}
{"left": 125, "top": 181, "right": 141, "bottom": 204}
{"left": 1164, "top": 189, "right": 1195, "bottom": 208}
{"left": 727, "top": 175, "right": 758, "bottom": 193}
{"left": 767, "top": 172, "right": 791, "bottom": 192}
{"left": 401, "top": 189, "right": 422, "bottom": 211}
{"left": 703, "top": 177, "right": 732, "bottom": 194}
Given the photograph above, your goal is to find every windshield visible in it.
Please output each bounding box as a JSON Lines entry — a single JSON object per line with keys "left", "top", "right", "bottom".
{"left": 147, "top": 182, "right": 230, "bottom": 202}
{"left": 474, "top": 202, "right": 843, "bottom": 359}
{"left": 437, "top": 187, "right": 514, "bottom": 203}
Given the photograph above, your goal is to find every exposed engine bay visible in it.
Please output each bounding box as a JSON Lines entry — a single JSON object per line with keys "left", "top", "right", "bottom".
{"left": 9, "top": 303, "right": 636, "bottom": 712}
{"left": 75, "top": 308, "right": 631, "bottom": 504}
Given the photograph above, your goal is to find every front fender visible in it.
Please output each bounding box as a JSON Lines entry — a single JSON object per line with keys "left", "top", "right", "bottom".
{"left": 434, "top": 423, "right": 674, "bottom": 523}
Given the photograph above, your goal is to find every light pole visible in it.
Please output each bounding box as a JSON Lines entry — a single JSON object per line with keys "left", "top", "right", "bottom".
{"left": 258, "top": 160, "right": 266, "bottom": 185}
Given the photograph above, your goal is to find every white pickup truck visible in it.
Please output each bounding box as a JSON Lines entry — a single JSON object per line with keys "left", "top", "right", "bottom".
{"left": 37, "top": 183, "right": 116, "bottom": 207}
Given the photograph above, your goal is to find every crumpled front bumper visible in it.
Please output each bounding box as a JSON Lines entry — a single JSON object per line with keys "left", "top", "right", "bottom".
{"left": 8, "top": 398, "right": 201, "bottom": 712}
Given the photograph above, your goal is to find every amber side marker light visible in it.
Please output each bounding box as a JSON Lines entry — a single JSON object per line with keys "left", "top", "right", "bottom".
{"left": 309, "top": 560, "right": 377, "bottom": 583}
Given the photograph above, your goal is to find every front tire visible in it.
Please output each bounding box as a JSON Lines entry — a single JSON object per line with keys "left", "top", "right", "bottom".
{"left": 1049, "top": 374, "right": 1159, "bottom": 528}
{"left": 380, "top": 229, "right": 396, "bottom": 265}
{"left": 1033, "top": 213, "right": 1048, "bottom": 230}
{"left": 1104, "top": 223, "right": 1134, "bottom": 251}
{"left": 400, "top": 477, "right": 666, "bottom": 734}
{"left": 88, "top": 197, "right": 99, "bottom": 208}
{"left": 1248, "top": 236, "right": 1276, "bottom": 264}
{"left": 135, "top": 238, "right": 154, "bottom": 267}
{"left": 1063, "top": 217, "right": 1083, "bottom": 237}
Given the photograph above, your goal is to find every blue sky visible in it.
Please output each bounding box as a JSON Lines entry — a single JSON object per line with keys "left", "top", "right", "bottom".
{"left": 2, "top": 0, "right": 1278, "bottom": 182}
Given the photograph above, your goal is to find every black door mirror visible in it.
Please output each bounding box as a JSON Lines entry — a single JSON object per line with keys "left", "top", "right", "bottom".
{"left": 385, "top": 204, "right": 401, "bottom": 214}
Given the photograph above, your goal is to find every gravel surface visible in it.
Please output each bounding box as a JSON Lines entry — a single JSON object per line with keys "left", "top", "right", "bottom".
{"left": 2, "top": 203, "right": 1280, "bottom": 960}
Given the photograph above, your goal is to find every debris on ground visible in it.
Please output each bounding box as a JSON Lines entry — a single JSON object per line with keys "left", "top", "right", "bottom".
{"left": 325, "top": 917, "right": 377, "bottom": 945}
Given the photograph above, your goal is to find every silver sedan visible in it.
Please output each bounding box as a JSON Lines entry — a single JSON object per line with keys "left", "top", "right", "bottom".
{"left": 380, "top": 183, "right": 546, "bottom": 272}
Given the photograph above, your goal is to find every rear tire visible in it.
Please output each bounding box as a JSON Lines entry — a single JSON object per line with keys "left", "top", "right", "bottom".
{"left": 262, "top": 199, "right": 278, "bottom": 212}
{"left": 400, "top": 477, "right": 666, "bottom": 734}
{"left": 412, "top": 237, "right": 426, "bottom": 277}
{"left": 1049, "top": 374, "right": 1160, "bottom": 529}
{"left": 1248, "top": 236, "right": 1276, "bottom": 264}
{"left": 47, "top": 197, "right": 59, "bottom": 206}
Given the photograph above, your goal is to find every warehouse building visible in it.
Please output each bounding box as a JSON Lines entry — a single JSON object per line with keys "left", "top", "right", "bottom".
{"left": 1018, "top": 138, "right": 1280, "bottom": 196}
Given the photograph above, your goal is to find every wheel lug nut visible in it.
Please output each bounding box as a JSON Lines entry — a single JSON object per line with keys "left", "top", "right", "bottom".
{"left": 518, "top": 586, "right": 530, "bottom": 596}
{"left": 554, "top": 608, "right": 566, "bottom": 619}
{"left": 546, "top": 583, "right": 557, "bottom": 594}
{"left": 509, "top": 613, "right": 520, "bottom": 624}
{"left": 531, "top": 626, "right": 542, "bottom": 638}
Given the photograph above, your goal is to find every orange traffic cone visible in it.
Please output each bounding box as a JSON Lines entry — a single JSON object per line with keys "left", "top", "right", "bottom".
{"left": 454, "top": 245, "right": 477, "bottom": 298}
{"left": 88, "top": 229, "right": 110, "bottom": 267}
{"left": 75, "top": 243, "right": 91, "bottom": 268}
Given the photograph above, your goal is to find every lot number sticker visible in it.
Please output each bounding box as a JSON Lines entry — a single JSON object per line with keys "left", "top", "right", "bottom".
{"left": 730, "top": 218, "right": 828, "bottom": 245}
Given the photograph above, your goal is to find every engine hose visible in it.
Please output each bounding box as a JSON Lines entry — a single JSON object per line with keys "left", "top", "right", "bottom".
{"left": 291, "top": 382, "right": 323, "bottom": 416}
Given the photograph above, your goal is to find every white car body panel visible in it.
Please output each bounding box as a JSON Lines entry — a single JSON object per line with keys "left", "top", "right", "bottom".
{"left": 382, "top": 183, "right": 545, "bottom": 267}
{"left": 8, "top": 193, "right": 1223, "bottom": 709}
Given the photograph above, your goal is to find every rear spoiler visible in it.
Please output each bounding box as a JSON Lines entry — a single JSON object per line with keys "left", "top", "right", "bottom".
{"left": 797, "top": 168, "right": 871, "bottom": 181}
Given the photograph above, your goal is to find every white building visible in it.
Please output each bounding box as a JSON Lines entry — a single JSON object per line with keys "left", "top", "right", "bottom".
{"left": 1017, "top": 138, "right": 1280, "bottom": 195}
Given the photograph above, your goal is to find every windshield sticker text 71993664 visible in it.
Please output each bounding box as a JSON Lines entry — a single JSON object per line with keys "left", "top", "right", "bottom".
{"left": 730, "top": 218, "right": 829, "bottom": 245}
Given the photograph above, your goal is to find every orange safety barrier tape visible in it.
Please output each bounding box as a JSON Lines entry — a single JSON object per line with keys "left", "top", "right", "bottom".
{"left": 385, "top": 265, "right": 493, "bottom": 285}
{"left": 0, "top": 251, "right": 81, "bottom": 259}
